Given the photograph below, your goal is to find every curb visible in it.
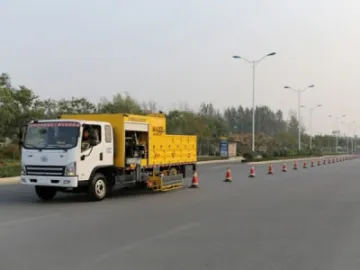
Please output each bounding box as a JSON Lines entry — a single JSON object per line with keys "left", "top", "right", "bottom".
{"left": 0, "top": 177, "right": 20, "bottom": 185}
{"left": 247, "top": 155, "right": 351, "bottom": 165}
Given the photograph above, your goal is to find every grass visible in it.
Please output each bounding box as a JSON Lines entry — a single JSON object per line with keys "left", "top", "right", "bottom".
{"left": 0, "top": 164, "right": 21, "bottom": 178}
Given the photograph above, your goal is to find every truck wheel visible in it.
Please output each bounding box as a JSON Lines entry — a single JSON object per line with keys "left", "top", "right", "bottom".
{"left": 35, "top": 186, "right": 57, "bottom": 201}
{"left": 88, "top": 173, "right": 108, "bottom": 201}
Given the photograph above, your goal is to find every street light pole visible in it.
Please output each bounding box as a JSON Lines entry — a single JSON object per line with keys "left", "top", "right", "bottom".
{"left": 300, "top": 104, "right": 322, "bottom": 150}
{"left": 340, "top": 120, "right": 355, "bottom": 153}
{"left": 233, "top": 52, "right": 276, "bottom": 152}
{"left": 329, "top": 114, "right": 346, "bottom": 153}
{"left": 284, "top": 85, "right": 315, "bottom": 151}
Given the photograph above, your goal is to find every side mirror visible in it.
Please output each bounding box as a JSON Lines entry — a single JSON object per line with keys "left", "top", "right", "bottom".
{"left": 18, "top": 124, "right": 28, "bottom": 149}
{"left": 89, "top": 139, "right": 97, "bottom": 146}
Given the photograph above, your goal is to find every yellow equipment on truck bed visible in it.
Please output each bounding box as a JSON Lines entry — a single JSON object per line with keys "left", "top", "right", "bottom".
{"left": 59, "top": 113, "right": 197, "bottom": 195}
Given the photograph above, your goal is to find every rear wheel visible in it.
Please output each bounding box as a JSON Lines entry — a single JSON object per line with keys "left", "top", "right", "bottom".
{"left": 35, "top": 186, "right": 57, "bottom": 201}
{"left": 88, "top": 173, "right": 108, "bottom": 201}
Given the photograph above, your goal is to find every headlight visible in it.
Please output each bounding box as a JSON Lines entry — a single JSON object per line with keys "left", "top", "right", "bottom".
{"left": 20, "top": 164, "right": 26, "bottom": 175}
{"left": 65, "top": 162, "right": 76, "bottom": 176}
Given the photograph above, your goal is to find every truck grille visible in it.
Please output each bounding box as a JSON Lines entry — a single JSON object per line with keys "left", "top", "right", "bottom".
{"left": 25, "top": 166, "right": 65, "bottom": 176}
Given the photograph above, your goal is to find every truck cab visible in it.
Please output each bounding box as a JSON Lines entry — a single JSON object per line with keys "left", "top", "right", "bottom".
{"left": 20, "top": 119, "right": 115, "bottom": 201}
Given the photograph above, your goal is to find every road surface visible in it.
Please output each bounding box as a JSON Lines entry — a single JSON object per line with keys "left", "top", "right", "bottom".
{"left": 0, "top": 158, "right": 360, "bottom": 270}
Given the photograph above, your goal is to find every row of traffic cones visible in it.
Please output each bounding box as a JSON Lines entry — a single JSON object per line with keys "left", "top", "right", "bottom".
{"left": 247, "top": 155, "right": 357, "bottom": 177}
{"left": 189, "top": 154, "right": 360, "bottom": 186}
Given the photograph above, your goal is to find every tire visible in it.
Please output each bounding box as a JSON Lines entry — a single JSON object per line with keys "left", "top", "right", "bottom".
{"left": 88, "top": 173, "right": 108, "bottom": 201}
{"left": 35, "top": 186, "right": 57, "bottom": 201}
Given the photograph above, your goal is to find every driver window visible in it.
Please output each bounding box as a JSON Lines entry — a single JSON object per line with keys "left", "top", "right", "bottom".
{"left": 81, "top": 125, "right": 101, "bottom": 152}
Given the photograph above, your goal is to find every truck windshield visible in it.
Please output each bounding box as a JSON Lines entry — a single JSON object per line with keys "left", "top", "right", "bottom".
{"left": 23, "top": 122, "right": 80, "bottom": 150}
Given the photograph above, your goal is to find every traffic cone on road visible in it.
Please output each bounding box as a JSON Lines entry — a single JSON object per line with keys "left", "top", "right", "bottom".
{"left": 189, "top": 171, "right": 199, "bottom": 188}
{"left": 224, "top": 168, "right": 232, "bottom": 182}
{"left": 303, "top": 161, "right": 308, "bottom": 169}
{"left": 249, "top": 165, "right": 255, "bottom": 178}
{"left": 282, "top": 163, "right": 287, "bottom": 172}
{"left": 311, "top": 160, "right": 315, "bottom": 167}
{"left": 267, "top": 163, "right": 274, "bottom": 175}
{"left": 293, "top": 161, "right": 298, "bottom": 170}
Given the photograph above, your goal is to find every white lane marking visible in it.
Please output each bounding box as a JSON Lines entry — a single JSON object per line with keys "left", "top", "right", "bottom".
{"left": 77, "top": 221, "right": 200, "bottom": 269}
{"left": 0, "top": 213, "right": 59, "bottom": 227}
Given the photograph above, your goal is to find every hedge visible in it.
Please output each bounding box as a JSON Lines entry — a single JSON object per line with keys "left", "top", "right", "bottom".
{"left": 197, "top": 156, "right": 228, "bottom": 162}
{"left": 0, "top": 164, "right": 21, "bottom": 178}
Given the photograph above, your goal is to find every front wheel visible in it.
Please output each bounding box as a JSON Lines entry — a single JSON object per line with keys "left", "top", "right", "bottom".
{"left": 88, "top": 173, "right": 108, "bottom": 201}
{"left": 35, "top": 186, "right": 57, "bottom": 201}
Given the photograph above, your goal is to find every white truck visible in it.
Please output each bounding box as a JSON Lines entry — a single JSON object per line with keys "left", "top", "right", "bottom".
{"left": 19, "top": 114, "right": 197, "bottom": 202}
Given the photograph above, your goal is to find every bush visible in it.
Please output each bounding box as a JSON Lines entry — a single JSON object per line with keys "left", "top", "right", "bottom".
{"left": 0, "top": 164, "right": 21, "bottom": 178}
{"left": 197, "top": 156, "right": 228, "bottom": 162}
{"left": 0, "top": 144, "right": 20, "bottom": 160}
{"left": 242, "top": 152, "right": 257, "bottom": 160}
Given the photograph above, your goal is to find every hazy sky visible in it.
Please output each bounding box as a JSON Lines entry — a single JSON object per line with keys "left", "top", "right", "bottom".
{"left": 1, "top": 0, "right": 359, "bottom": 135}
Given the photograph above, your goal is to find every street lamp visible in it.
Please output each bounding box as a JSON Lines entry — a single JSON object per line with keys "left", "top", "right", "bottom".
{"left": 232, "top": 52, "right": 276, "bottom": 152}
{"left": 284, "top": 84, "right": 315, "bottom": 151}
{"left": 300, "top": 104, "right": 322, "bottom": 150}
{"left": 328, "top": 114, "right": 346, "bottom": 153}
{"left": 340, "top": 120, "right": 356, "bottom": 153}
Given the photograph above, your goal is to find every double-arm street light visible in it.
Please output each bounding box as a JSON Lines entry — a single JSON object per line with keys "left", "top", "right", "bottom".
{"left": 232, "top": 52, "right": 276, "bottom": 152}
{"left": 300, "top": 104, "right": 322, "bottom": 150}
{"left": 284, "top": 85, "right": 315, "bottom": 150}
{"left": 328, "top": 114, "right": 346, "bottom": 153}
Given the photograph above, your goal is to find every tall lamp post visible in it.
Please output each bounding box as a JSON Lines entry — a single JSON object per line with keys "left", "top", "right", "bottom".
{"left": 284, "top": 85, "right": 315, "bottom": 151}
{"left": 232, "top": 52, "right": 276, "bottom": 152}
{"left": 328, "top": 114, "right": 346, "bottom": 153}
{"left": 340, "top": 120, "right": 355, "bottom": 152}
{"left": 300, "top": 104, "right": 322, "bottom": 150}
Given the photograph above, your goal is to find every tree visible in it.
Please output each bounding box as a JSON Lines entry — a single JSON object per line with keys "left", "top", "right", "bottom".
{"left": 0, "top": 71, "right": 339, "bottom": 154}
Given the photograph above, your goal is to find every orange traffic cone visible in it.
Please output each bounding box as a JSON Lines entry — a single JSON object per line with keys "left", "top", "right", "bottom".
{"left": 311, "top": 161, "right": 315, "bottom": 167}
{"left": 267, "top": 163, "right": 274, "bottom": 175}
{"left": 282, "top": 163, "right": 287, "bottom": 172}
{"left": 293, "top": 161, "right": 298, "bottom": 170}
{"left": 317, "top": 159, "right": 321, "bottom": 166}
{"left": 224, "top": 168, "right": 232, "bottom": 182}
{"left": 249, "top": 165, "right": 255, "bottom": 178}
{"left": 303, "top": 161, "right": 308, "bottom": 169}
{"left": 189, "top": 171, "right": 199, "bottom": 188}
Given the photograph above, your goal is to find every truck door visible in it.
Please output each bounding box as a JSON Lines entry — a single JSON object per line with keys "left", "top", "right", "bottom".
{"left": 77, "top": 123, "right": 114, "bottom": 181}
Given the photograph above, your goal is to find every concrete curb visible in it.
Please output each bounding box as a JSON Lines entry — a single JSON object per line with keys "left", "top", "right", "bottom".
{"left": 0, "top": 177, "right": 20, "bottom": 185}
{"left": 247, "top": 155, "right": 351, "bottom": 165}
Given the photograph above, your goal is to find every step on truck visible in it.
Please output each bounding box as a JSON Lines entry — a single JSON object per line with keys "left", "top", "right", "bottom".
{"left": 18, "top": 113, "right": 197, "bottom": 201}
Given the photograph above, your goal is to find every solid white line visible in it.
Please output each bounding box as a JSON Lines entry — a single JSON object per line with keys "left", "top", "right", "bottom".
{"left": 77, "top": 221, "right": 200, "bottom": 269}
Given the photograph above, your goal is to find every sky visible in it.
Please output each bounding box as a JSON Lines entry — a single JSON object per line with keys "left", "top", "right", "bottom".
{"left": 1, "top": 0, "right": 360, "bottom": 135}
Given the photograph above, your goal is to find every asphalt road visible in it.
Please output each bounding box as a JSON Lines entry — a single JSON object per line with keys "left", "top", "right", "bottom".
{"left": 1, "top": 158, "right": 360, "bottom": 270}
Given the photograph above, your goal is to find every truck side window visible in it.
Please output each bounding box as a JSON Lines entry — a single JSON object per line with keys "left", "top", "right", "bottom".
{"left": 82, "top": 124, "right": 101, "bottom": 152}
{"left": 105, "top": 125, "right": 112, "bottom": 143}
